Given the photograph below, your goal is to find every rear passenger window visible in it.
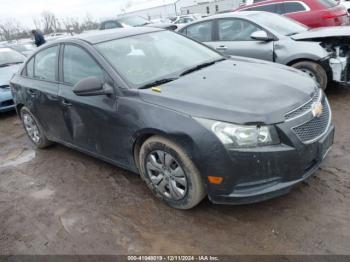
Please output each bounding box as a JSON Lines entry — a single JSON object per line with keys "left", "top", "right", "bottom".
{"left": 34, "top": 46, "right": 58, "bottom": 81}
{"left": 63, "top": 45, "right": 104, "bottom": 85}
{"left": 186, "top": 21, "right": 213, "bottom": 42}
{"left": 282, "top": 2, "right": 307, "bottom": 13}
{"left": 245, "top": 3, "right": 282, "bottom": 14}
{"left": 26, "top": 58, "right": 34, "bottom": 78}
{"left": 318, "top": 0, "right": 337, "bottom": 8}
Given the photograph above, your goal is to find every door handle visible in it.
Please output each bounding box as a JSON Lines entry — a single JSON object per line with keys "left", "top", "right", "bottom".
{"left": 216, "top": 46, "right": 228, "bottom": 51}
{"left": 62, "top": 99, "right": 72, "bottom": 107}
{"left": 28, "top": 89, "right": 37, "bottom": 97}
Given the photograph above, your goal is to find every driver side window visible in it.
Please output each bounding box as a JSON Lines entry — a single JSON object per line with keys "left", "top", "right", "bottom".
{"left": 218, "top": 19, "right": 260, "bottom": 41}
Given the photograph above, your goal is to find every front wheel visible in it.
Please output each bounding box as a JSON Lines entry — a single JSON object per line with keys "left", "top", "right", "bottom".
{"left": 291, "top": 61, "right": 328, "bottom": 90}
{"left": 139, "top": 136, "right": 206, "bottom": 210}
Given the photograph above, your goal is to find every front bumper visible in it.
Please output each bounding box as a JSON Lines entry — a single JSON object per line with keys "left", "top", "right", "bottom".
{"left": 207, "top": 125, "right": 334, "bottom": 205}
{"left": 0, "top": 92, "right": 15, "bottom": 112}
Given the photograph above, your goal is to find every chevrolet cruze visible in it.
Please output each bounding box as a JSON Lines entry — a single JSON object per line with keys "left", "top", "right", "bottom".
{"left": 10, "top": 27, "right": 334, "bottom": 209}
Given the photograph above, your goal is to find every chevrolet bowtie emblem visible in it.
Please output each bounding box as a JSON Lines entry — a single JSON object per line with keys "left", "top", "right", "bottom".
{"left": 312, "top": 102, "right": 323, "bottom": 118}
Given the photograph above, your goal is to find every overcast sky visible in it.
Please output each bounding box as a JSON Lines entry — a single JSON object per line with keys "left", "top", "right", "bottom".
{"left": 0, "top": 0, "right": 148, "bottom": 28}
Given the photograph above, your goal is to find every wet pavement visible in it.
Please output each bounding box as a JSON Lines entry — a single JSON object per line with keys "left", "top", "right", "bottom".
{"left": 0, "top": 86, "right": 350, "bottom": 255}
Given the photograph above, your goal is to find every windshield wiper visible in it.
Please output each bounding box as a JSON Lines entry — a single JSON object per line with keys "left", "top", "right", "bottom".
{"left": 0, "top": 62, "right": 22, "bottom": 67}
{"left": 138, "top": 78, "right": 178, "bottom": 89}
{"left": 286, "top": 32, "right": 300, "bottom": 36}
{"left": 180, "top": 58, "right": 225, "bottom": 77}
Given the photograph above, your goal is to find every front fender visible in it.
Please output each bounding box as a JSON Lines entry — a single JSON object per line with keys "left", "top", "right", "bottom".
{"left": 274, "top": 40, "right": 329, "bottom": 65}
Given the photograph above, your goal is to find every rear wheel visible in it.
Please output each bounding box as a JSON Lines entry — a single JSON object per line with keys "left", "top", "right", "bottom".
{"left": 20, "top": 107, "right": 52, "bottom": 149}
{"left": 291, "top": 61, "right": 328, "bottom": 90}
{"left": 139, "top": 136, "right": 206, "bottom": 210}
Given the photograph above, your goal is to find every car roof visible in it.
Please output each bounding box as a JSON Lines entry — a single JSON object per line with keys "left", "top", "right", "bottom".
{"left": 53, "top": 27, "right": 163, "bottom": 45}
{"left": 188, "top": 11, "right": 264, "bottom": 22}
{"left": 240, "top": 0, "right": 305, "bottom": 7}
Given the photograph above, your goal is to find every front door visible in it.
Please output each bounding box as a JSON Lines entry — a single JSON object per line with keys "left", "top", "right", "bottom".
{"left": 57, "top": 44, "right": 126, "bottom": 163}
{"left": 210, "top": 18, "right": 274, "bottom": 62}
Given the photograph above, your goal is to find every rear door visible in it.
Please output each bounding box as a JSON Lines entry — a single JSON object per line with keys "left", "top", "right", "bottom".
{"left": 15, "top": 45, "right": 67, "bottom": 140}
{"left": 211, "top": 18, "right": 274, "bottom": 61}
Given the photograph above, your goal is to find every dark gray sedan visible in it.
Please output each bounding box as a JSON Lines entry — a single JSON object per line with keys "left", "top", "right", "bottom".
{"left": 178, "top": 11, "right": 350, "bottom": 90}
{"left": 11, "top": 28, "right": 334, "bottom": 209}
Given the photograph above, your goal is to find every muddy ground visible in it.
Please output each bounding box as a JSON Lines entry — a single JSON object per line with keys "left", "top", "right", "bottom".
{"left": 0, "top": 86, "right": 350, "bottom": 255}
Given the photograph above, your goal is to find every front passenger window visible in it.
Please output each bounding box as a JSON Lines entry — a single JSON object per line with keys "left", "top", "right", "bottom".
{"left": 218, "top": 19, "right": 260, "bottom": 41}
{"left": 63, "top": 45, "right": 104, "bottom": 85}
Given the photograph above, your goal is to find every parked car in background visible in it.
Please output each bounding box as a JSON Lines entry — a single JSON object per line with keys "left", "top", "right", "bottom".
{"left": 339, "top": 0, "right": 350, "bottom": 13}
{"left": 45, "top": 32, "right": 71, "bottom": 42}
{"left": 100, "top": 16, "right": 178, "bottom": 31}
{"left": 6, "top": 42, "right": 36, "bottom": 57}
{"left": 11, "top": 27, "right": 334, "bottom": 209}
{"left": 236, "top": 0, "right": 349, "bottom": 28}
{"left": 178, "top": 11, "right": 350, "bottom": 90}
{"left": 0, "top": 47, "right": 24, "bottom": 112}
{"left": 172, "top": 14, "right": 203, "bottom": 25}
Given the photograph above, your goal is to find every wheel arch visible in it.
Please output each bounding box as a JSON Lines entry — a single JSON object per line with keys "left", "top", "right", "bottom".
{"left": 132, "top": 129, "right": 198, "bottom": 172}
{"left": 16, "top": 103, "right": 25, "bottom": 118}
{"left": 287, "top": 58, "right": 333, "bottom": 85}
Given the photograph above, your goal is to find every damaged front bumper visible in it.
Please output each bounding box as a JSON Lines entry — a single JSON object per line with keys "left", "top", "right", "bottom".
{"left": 329, "top": 48, "right": 350, "bottom": 83}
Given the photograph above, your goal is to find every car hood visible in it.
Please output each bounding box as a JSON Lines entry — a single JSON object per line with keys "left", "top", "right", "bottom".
{"left": 139, "top": 58, "right": 317, "bottom": 125}
{"left": 0, "top": 64, "right": 20, "bottom": 87}
{"left": 292, "top": 26, "right": 350, "bottom": 41}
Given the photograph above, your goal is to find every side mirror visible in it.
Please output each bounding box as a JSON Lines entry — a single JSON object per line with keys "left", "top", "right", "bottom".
{"left": 73, "top": 76, "right": 113, "bottom": 97}
{"left": 250, "top": 30, "right": 273, "bottom": 41}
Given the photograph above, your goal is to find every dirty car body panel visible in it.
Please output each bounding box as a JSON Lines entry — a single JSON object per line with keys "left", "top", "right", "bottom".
{"left": 11, "top": 27, "right": 334, "bottom": 205}
{"left": 178, "top": 11, "right": 350, "bottom": 86}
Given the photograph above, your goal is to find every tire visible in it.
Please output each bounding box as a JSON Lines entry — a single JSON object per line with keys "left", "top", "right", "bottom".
{"left": 291, "top": 61, "right": 328, "bottom": 90}
{"left": 139, "top": 136, "right": 206, "bottom": 210}
{"left": 20, "top": 107, "right": 52, "bottom": 149}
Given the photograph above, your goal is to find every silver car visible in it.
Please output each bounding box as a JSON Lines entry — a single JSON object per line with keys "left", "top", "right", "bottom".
{"left": 178, "top": 11, "right": 350, "bottom": 90}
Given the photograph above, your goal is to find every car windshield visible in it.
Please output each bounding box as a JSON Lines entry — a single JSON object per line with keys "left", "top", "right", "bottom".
{"left": 0, "top": 48, "right": 25, "bottom": 66}
{"left": 251, "top": 12, "right": 309, "bottom": 36}
{"left": 95, "top": 30, "right": 223, "bottom": 88}
{"left": 10, "top": 44, "right": 36, "bottom": 52}
{"left": 118, "top": 16, "right": 150, "bottom": 27}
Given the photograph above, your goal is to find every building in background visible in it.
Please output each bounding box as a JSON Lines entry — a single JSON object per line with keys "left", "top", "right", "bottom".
{"left": 181, "top": 0, "right": 242, "bottom": 15}
{"left": 118, "top": 0, "right": 243, "bottom": 19}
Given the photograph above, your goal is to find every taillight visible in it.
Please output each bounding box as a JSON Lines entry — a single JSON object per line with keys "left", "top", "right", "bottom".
{"left": 322, "top": 11, "right": 337, "bottom": 19}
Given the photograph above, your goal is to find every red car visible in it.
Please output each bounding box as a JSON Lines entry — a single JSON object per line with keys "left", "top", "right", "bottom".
{"left": 235, "top": 0, "right": 349, "bottom": 28}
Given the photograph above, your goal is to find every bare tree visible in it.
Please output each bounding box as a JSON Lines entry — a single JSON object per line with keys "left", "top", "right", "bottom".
{"left": 41, "top": 11, "right": 58, "bottom": 34}
{"left": 0, "top": 18, "right": 24, "bottom": 41}
{"left": 32, "top": 17, "right": 42, "bottom": 31}
{"left": 80, "top": 14, "right": 99, "bottom": 31}
{"left": 61, "top": 17, "right": 82, "bottom": 34}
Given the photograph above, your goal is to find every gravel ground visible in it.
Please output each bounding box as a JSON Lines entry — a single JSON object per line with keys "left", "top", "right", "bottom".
{"left": 0, "top": 86, "right": 349, "bottom": 255}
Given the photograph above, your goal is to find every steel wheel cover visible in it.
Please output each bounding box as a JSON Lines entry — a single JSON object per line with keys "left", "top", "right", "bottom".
{"left": 146, "top": 150, "right": 188, "bottom": 201}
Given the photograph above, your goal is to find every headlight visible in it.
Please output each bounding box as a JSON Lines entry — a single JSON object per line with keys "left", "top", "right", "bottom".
{"left": 195, "top": 118, "right": 280, "bottom": 149}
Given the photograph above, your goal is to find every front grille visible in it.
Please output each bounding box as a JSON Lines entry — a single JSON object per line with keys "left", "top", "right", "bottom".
{"left": 0, "top": 99, "right": 14, "bottom": 107}
{"left": 292, "top": 97, "right": 331, "bottom": 143}
{"left": 285, "top": 89, "right": 321, "bottom": 120}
